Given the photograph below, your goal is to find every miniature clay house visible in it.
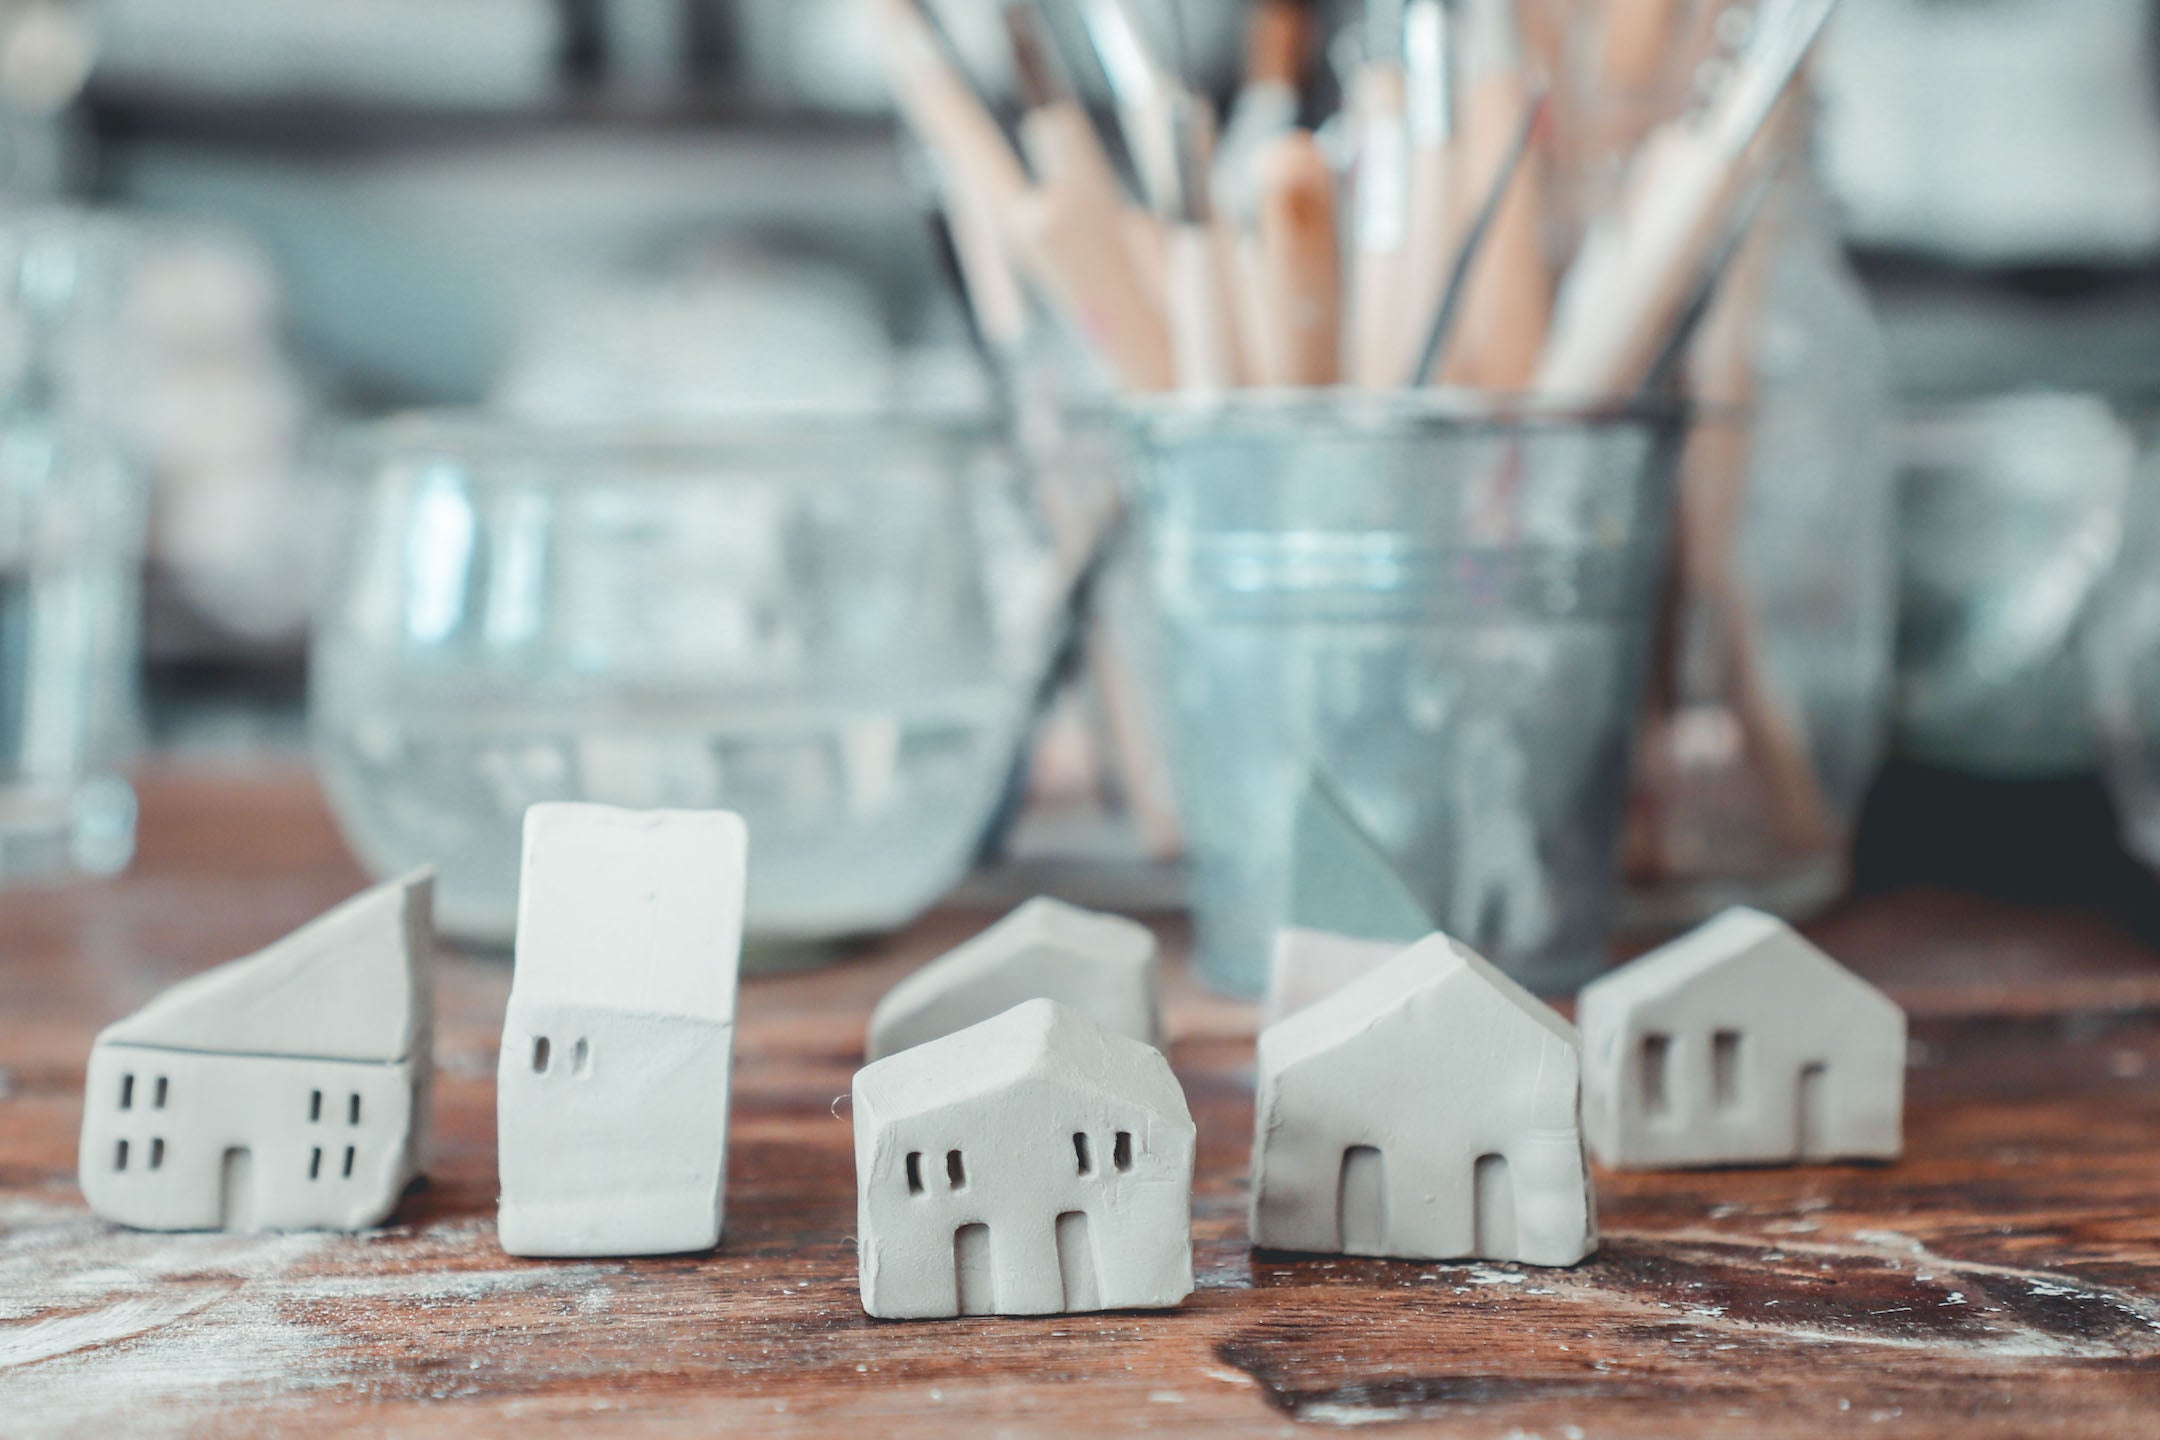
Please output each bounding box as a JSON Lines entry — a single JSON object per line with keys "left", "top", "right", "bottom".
{"left": 1264, "top": 930, "right": 1410, "bottom": 1026}
{"left": 497, "top": 803, "right": 748, "bottom": 1258}
{"left": 1250, "top": 934, "right": 1596, "bottom": 1266}
{"left": 1578, "top": 906, "right": 1905, "bottom": 1170}
{"left": 78, "top": 870, "right": 435, "bottom": 1233}
{"left": 866, "top": 897, "right": 1160, "bottom": 1060}
{"left": 853, "top": 998, "right": 1195, "bottom": 1319}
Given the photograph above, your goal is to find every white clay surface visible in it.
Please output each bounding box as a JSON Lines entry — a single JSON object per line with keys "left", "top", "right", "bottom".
{"left": 1263, "top": 927, "right": 1411, "bottom": 1026}
{"left": 1251, "top": 934, "right": 1596, "bottom": 1266}
{"left": 100, "top": 868, "right": 435, "bottom": 1064}
{"left": 78, "top": 871, "right": 435, "bottom": 1233}
{"left": 866, "top": 898, "right": 1160, "bottom": 1061}
{"left": 1577, "top": 906, "right": 1906, "bottom": 1170}
{"left": 853, "top": 998, "right": 1195, "bottom": 1319}
{"left": 496, "top": 803, "right": 747, "bottom": 1258}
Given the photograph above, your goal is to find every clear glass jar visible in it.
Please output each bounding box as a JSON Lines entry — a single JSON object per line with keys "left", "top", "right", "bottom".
{"left": 0, "top": 211, "right": 148, "bottom": 880}
{"left": 1620, "top": 174, "right": 1899, "bottom": 927}
{"left": 1898, "top": 392, "right": 2133, "bottom": 777}
{"left": 1128, "top": 392, "right": 1681, "bottom": 998}
{"left": 2085, "top": 414, "right": 2160, "bottom": 866}
{"left": 311, "top": 414, "right": 1063, "bottom": 950}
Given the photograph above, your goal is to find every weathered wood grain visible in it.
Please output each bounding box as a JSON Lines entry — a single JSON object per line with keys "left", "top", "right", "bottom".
{"left": 4, "top": 767, "right": 2160, "bottom": 1436}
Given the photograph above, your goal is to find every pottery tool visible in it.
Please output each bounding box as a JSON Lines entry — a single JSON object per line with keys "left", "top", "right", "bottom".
{"left": 1344, "top": 0, "right": 1412, "bottom": 387}
{"left": 1164, "top": 97, "right": 1246, "bottom": 392}
{"left": 1406, "top": 89, "right": 1546, "bottom": 388}
{"left": 1075, "top": 0, "right": 1184, "bottom": 218}
{"left": 1437, "top": 0, "right": 1552, "bottom": 390}
{"left": 1069, "top": 0, "right": 1243, "bottom": 392}
{"left": 1635, "top": 151, "right": 1784, "bottom": 398}
{"left": 1214, "top": 0, "right": 1312, "bottom": 225}
{"left": 1679, "top": 228, "right": 1841, "bottom": 862}
{"left": 1600, "top": 0, "right": 1688, "bottom": 96}
{"left": 1004, "top": 0, "right": 1165, "bottom": 309}
{"left": 1254, "top": 128, "right": 1341, "bottom": 386}
{"left": 877, "top": 0, "right": 1178, "bottom": 391}
{"left": 1004, "top": 2, "right": 1124, "bottom": 214}
{"left": 997, "top": 0, "right": 1175, "bottom": 391}
{"left": 922, "top": 185, "right": 1029, "bottom": 368}
{"left": 1532, "top": 0, "right": 1839, "bottom": 400}
{"left": 1392, "top": 0, "right": 1457, "bottom": 384}
{"left": 873, "top": 0, "right": 1030, "bottom": 218}
{"left": 1664, "top": 129, "right": 1838, "bottom": 859}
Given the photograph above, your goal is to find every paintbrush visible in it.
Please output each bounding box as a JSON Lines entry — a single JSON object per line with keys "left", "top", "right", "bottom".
{"left": 1532, "top": 0, "right": 1839, "bottom": 400}
{"left": 1254, "top": 127, "right": 1341, "bottom": 386}
{"left": 1437, "top": 0, "right": 1553, "bottom": 390}
{"left": 1344, "top": 0, "right": 1412, "bottom": 388}
{"left": 1215, "top": 0, "right": 1312, "bottom": 226}
{"left": 1407, "top": 88, "right": 1547, "bottom": 387}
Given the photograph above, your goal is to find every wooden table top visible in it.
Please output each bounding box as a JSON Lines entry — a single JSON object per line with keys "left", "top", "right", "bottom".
{"left": 7, "top": 765, "right": 2160, "bottom": 1437}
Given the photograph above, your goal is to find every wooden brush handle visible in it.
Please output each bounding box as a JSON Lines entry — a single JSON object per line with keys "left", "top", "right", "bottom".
{"left": 944, "top": 176, "right": 1029, "bottom": 354}
{"left": 1534, "top": 124, "right": 1735, "bottom": 400}
{"left": 1255, "top": 129, "right": 1341, "bottom": 386}
{"left": 1440, "top": 74, "right": 1553, "bottom": 390}
{"left": 1168, "top": 223, "right": 1241, "bottom": 392}
{"left": 873, "top": 0, "right": 1029, "bottom": 215}
{"left": 1347, "top": 63, "right": 1410, "bottom": 388}
{"left": 1244, "top": 0, "right": 1311, "bottom": 89}
{"left": 1397, "top": 138, "right": 1457, "bottom": 384}
{"left": 1011, "top": 184, "right": 1177, "bottom": 393}
{"left": 1020, "top": 101, "right": 1126, "bottom": 217}
{"left": 1602, "top": 0, "right": 1686, "bottom": 93}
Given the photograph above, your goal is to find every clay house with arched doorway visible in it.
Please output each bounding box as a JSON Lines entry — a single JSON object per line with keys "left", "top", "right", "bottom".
{"left": 852, "top": 999, "right": 1194, "bottom": 1319}
{"left": 1249, "top": 933, "right": 1596, "bottom": 1266}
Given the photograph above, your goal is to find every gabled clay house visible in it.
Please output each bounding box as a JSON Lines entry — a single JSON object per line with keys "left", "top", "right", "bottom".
{"left": 853, "top": 999, "right": 1195, "bottom": 1319}
{"left": 1578, "top": 907, "right": 1905, "bottom": 1169}
{"left": 497, "top": 803, "right": 747, "bottom": 1258}
{"left": 867, "top": 897, "right": 1160, "bottom": 1060}
{"left": 78, "top": 870, "right": 434, "bottom": 1233}
{"left": 1250, "top": 934, "right": 1596, "bottom": 1266}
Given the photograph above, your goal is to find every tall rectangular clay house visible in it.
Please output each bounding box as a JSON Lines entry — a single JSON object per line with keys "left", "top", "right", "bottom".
{"left": 79, "top": 870, "right": 435, "bottom": 1233}
{"left": 496, "top": 803, "right": 748, "bottom": 1258}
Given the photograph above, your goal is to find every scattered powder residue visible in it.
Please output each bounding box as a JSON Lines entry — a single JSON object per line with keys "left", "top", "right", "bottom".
{"left": 0, "top": 1195, "right": 615, "bottom": 1433}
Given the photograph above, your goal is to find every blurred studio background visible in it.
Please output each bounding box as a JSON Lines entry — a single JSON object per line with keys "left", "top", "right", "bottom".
{"left": 9, "top": 0, "right": 2160, "bottom": 996}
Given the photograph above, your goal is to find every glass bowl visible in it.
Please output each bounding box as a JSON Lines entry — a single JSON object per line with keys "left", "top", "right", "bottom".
{"left": 311, "top": 413, "right": 1063, "bottom": 950}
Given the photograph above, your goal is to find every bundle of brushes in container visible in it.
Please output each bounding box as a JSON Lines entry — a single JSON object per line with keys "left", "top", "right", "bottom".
{"left": 872, "top": 0, "right": 1837, "bottom": 407}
